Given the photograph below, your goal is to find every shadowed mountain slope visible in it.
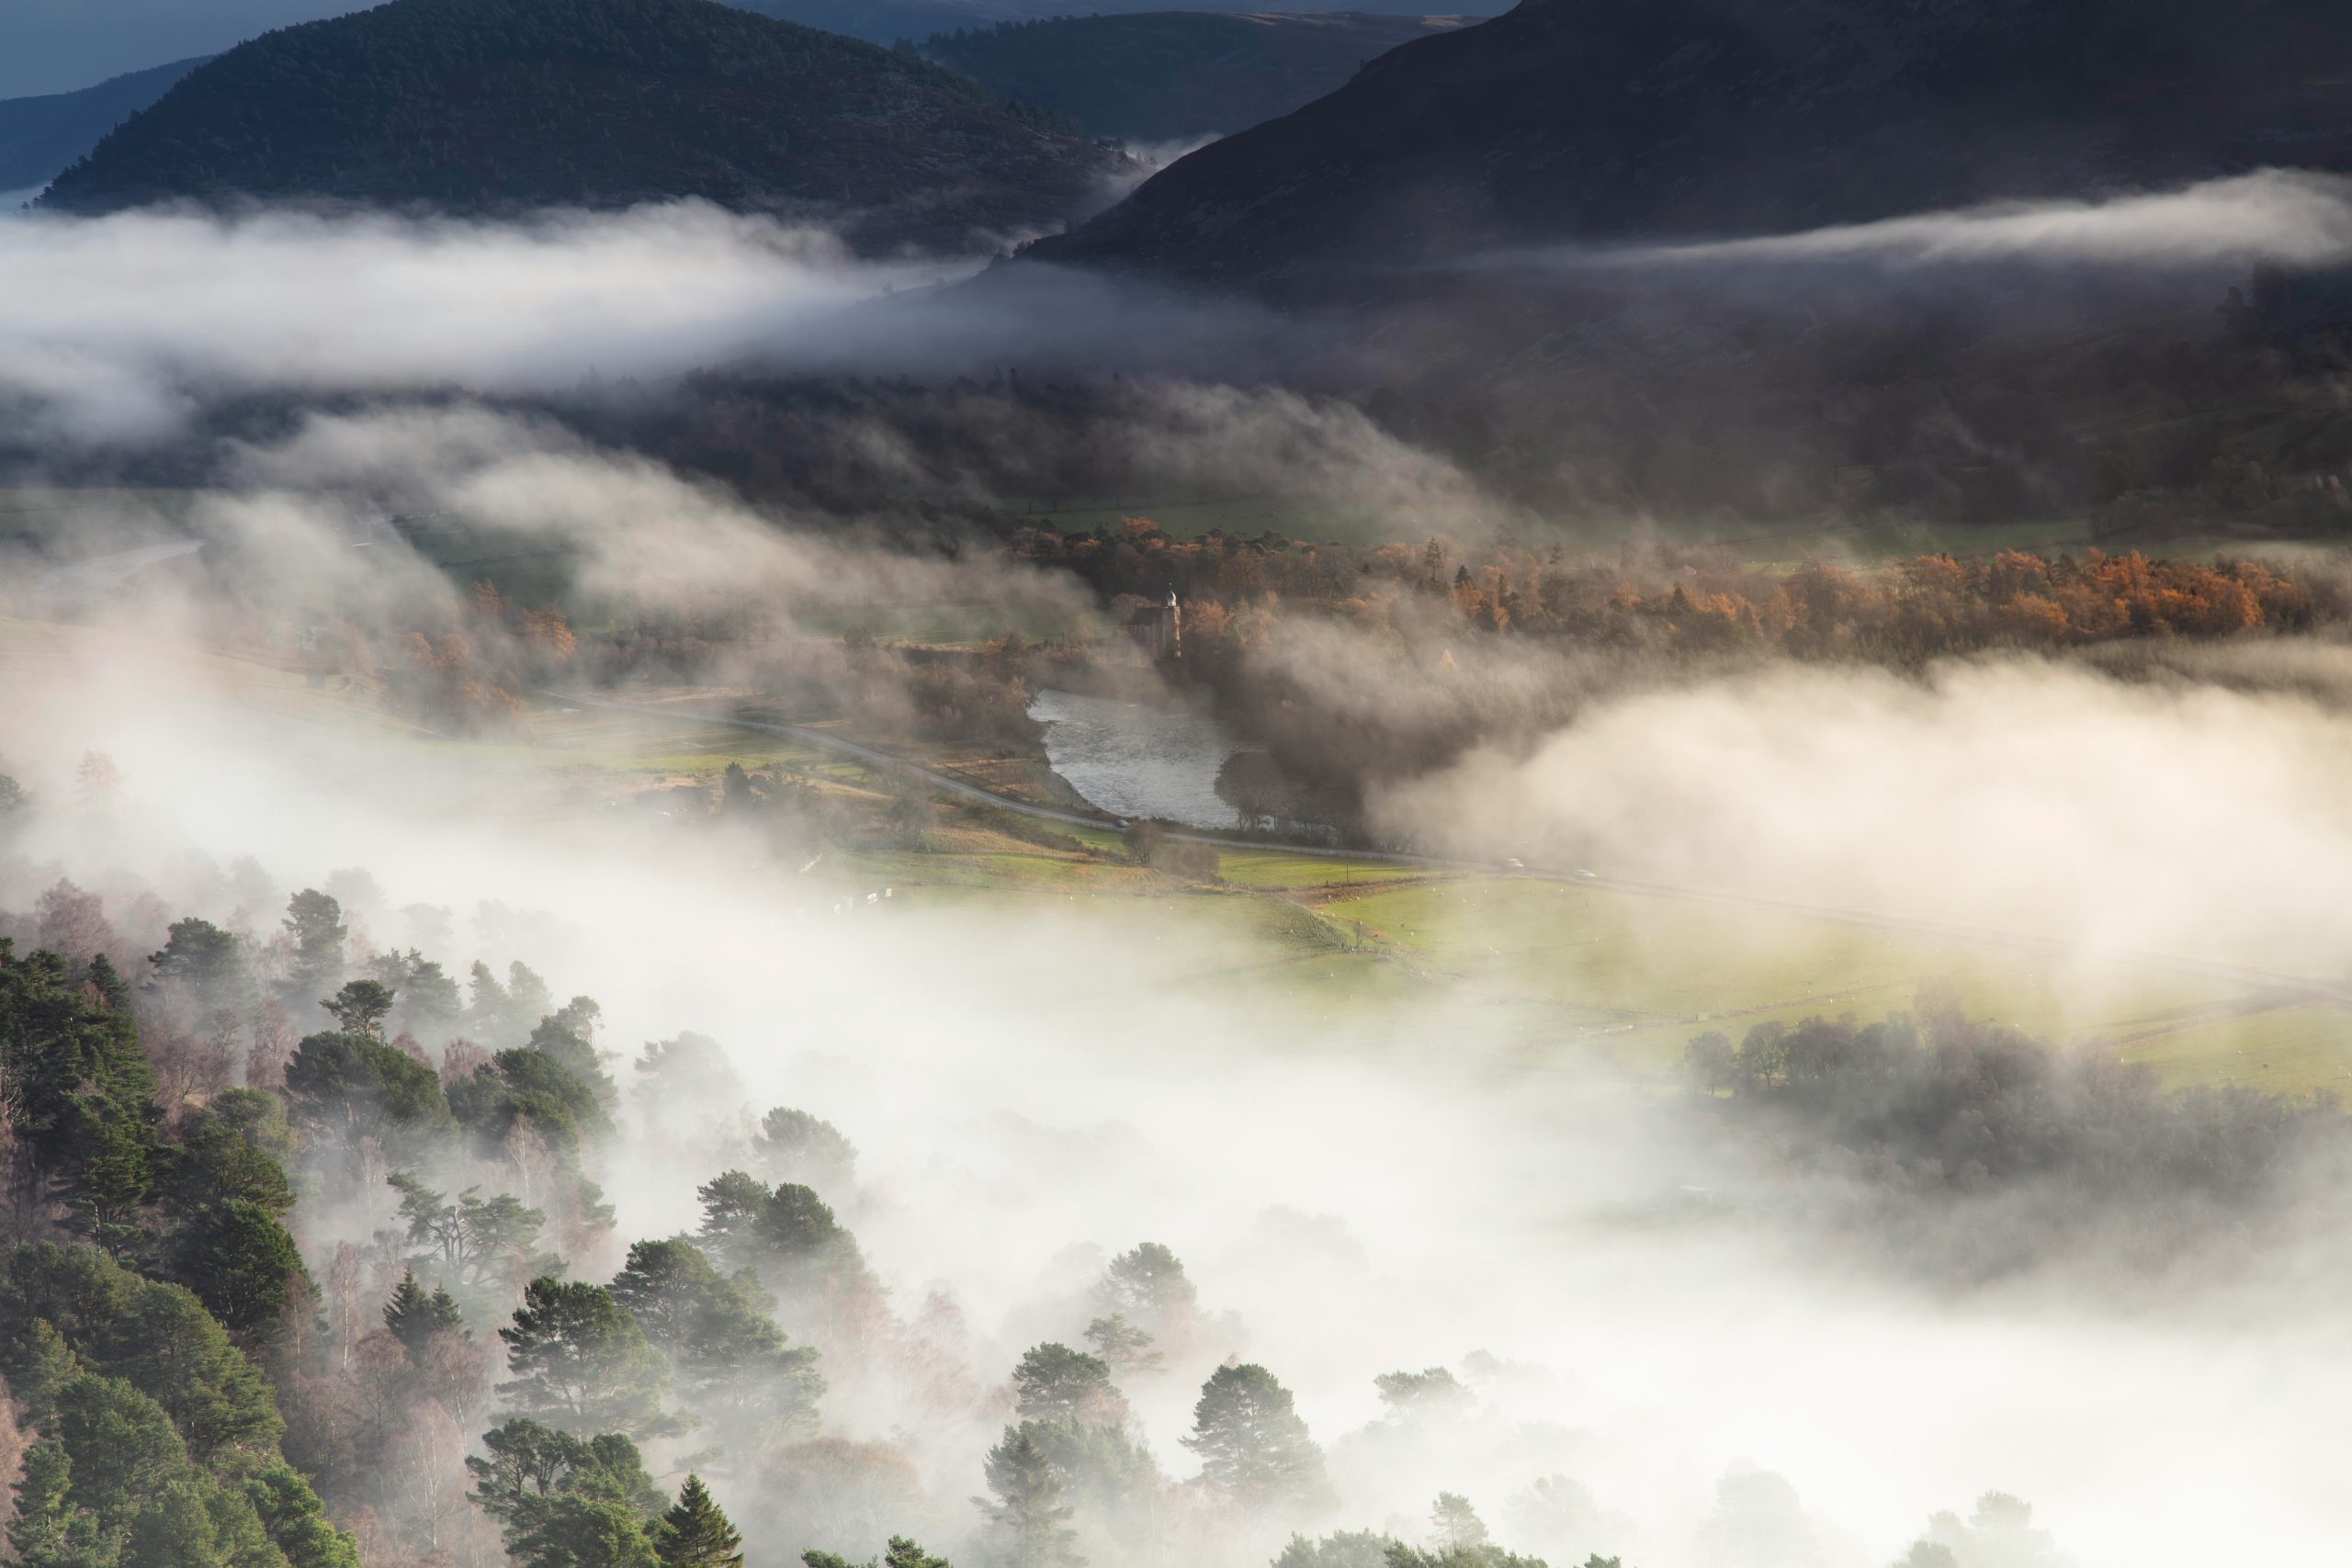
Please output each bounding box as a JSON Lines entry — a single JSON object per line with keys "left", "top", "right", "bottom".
{"left": 1035, "top": 0, "right": 2352, "bottom": 292}
{"left": 917, "top": 11, "right": 1483, "bottom": 142}
{"left": 40, "top": 0, "right": 1133, "bottom": 253}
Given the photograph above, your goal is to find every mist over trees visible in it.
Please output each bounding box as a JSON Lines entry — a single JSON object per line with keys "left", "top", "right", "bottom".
{"left": 1684, "top": 989, "right": 2352, "bottom": 1279}
{"left": 14, "top": 818, "right": 2297, "bottom": 1568}
{"left": 17, "top": 0, "right": 2352, "bottom": 1549}
{"left": 4, "top": 872, "right": 1706, "bottom": 1568}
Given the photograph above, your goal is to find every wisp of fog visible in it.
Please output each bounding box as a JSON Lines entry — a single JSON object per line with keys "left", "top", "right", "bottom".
{"left": 9, "top": 175, "right": 2352, "bottom": 1568}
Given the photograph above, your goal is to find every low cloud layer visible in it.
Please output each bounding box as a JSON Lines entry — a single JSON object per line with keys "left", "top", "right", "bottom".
{"left": 0, "top": 201, "right": 961, "bottom": 436}
{"left": 1485, "top": 168, "right": 2352, "bottom": 274}
{"left": 6, "top": 401, "right": 1094, "bottom": 646}
{"left": 9, "top": 606, "right": 2352, "bottom": 1566}
{"left": 0, "top": 201, "right": 1318, "bottom": 444}
{"left": 14, "top": 165, "right": 2352, "bottom": 1568}
{"left": 1372, "top": 653, "right": 2352, "bottom": 982}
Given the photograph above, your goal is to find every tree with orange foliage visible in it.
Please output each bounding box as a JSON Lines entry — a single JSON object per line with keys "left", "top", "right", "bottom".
{"left": 522, "top": 607, "right": 578, "bottom": 665}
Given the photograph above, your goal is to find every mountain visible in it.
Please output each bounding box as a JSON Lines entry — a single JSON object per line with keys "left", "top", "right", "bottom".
{"left": 39, "top": 0, "right": 1133, "bottom": 252}
{"left": 730, "top": 0, "right": 988, "bottom": 48}
{"left": 0, "top": 0, "right": 1470, "bottom": 99}
{"left": 0, "top": 56, "right": 209, "bottom": 194}
{"left": 1034, "top": 0, "right": 2352, "bottom": 293}
{"left": 917, "top": 12, "right": 1482, "bottom": 143}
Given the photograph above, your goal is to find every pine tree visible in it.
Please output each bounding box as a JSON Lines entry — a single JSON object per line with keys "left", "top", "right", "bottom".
{"left": 280, "top": 890, "right": 346, "bottom": 1007}
{"left": 800, "top": 1540, "right": 951, "bottom": 1568}
{"left": 1011, "top": 1344, "right": 1124, "bottom": 1425}
{"left": 384, "top": 1269, "right": 465, "bottom": 1359}
{"left": 1430, "top": 1494, "right": 1487, "bottom": 1551}
{"left": 1182, "top": 1364, "right": 1329, "bottom": 1514}
{"left": 1080, "top": 1314, "right": 1160, "bottom": 1376}
{"left": 498, "top": 1278, "right": 679, "bottom": 1438}
{"left": 978, "top": 1425, "right": 1079, "bottom": 1568}
{"left": 321, "top": 979, "right": 394, "bottom": 1038}
{"left": 653, "top": 1476, "right": 742, "bottom": 1568}
{"left": 6, "top": 1442, "right": 117, "bottom": 1568}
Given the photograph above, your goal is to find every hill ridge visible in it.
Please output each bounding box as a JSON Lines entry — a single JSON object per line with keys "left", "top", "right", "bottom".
{"left": 41, "top": 0, "right": 1132, "bottom": 254}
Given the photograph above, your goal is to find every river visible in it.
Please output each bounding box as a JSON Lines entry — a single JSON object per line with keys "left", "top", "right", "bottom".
{"left": 1027, "top": 688, "right": 1242, "bottom": 830}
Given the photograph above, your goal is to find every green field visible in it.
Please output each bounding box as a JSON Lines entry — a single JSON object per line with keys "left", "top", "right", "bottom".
{"left": 6, "top": 613, "right": 2346, "bottom": 1094}
{"left": 405, "top": 693, "right": 2352, "bottom": 1092}
{"left": 0, "top": 488, "right": 209, "bottom": 546}
{"left": 1213, "top": 851, "right": 1435, "bottom": 890}
{"left": 1300, "top": 875, "right": 2348, "bottom": 1085}
{"left": 484, "top": 701, "right": 847, "bottom": 779}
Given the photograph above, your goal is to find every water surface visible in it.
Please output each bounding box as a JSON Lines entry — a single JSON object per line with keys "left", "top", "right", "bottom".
{"left": 1028, "top": 687, "right": 1240, "bottom": 829}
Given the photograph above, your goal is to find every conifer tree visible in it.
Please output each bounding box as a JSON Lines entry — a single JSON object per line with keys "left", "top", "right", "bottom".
{"left": 653, "top": 1475, "right": 743, "bottom": 1568}
{"left": 978, "top": 1424, "right": 1079, "bottom": 1567}
{"left": 1080, "top": 1314, "right": 1160, "bottom": 1376}
{"left": 6, "top": 1442, "right": 114, "bottom": 1568}
{"left": 280, "top": 889, "right": 347, "bottom": 1007}
{"left": 499, "top": 1278, "right": 680, "bottom": 1438}
{"left": 1012, "top": 1343, "right": 1125, "bottom": 1425}
{"left": 383, "top": 1269, "right": 465, "bottom": 1359}
{"left": 322, "top": 979, "right": 394, "bottom": 1039}
{"left": 801, "top": 1539, "right": 952, "bottom": 1568}
{"left": 1183, "top": 1363, "right": 1329, "bottom": 1514}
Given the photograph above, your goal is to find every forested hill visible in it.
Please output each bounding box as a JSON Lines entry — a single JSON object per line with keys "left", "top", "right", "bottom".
{"left": 39, "top": 0, "right": 1134, "bottom": 252}
{"left": 1032, "top": 0, "right": 2352, "bottom": 290}
{"left": 916, "top": 11, "right": 1483, "bottom": 143}
{"left": 0, "top": 56, "right": 209, "bottom": 194}
{"left": 730, "top": 0, "right": 988, "bottom": 48}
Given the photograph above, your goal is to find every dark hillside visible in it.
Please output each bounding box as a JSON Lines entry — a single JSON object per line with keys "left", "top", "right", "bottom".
{"left": 40, "top": 0, "right": 1132, "bottom": 252}
{"left": 918, "top": 11, "right": 1482, "bottom": 142}
{"left": 1036, "top": 0, "right": 2352, "bottom": 291}
{"left": 731, "top": 0, "right": 986, "bottom": 47}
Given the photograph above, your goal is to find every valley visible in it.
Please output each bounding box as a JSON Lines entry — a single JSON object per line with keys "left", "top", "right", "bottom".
{"left": 11, "top": 3, "right": 2352, "bottom": 1566}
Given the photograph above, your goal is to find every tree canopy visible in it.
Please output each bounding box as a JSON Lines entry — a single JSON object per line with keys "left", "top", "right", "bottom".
{"left": 653, "top": 1474, "right": 743, "bottom": 1568}
{"left": 1012, "top": 1342, "right": 1125, "bottom": 1426}
{"left": 1183, "top": 1363, "right": 1329, "bottom": 1514}
{"left": 499, "top": 1276, "right": 682, "bottom": 1438}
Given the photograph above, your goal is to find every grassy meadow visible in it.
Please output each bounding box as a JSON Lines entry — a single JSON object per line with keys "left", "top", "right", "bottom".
{"left": 3, "top": 611, "right": 2345, "bottom": 1094}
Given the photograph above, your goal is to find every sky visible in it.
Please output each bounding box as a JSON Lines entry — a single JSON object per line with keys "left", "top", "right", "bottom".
{"left": 0, "top": 1, "right": 363, "bottom": 97}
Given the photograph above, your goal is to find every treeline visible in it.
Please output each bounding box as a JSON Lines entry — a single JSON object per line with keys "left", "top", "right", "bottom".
{"left": 910, "top": 12, "right": 1446, "bottom": 145}
{"left": 1683, "top": 993, "right": 2344, "bottom": 1276}
{"left": 1008, "top": 525, "right": 2348, "bottom": 838}
{"left": 38, "top": 0, "right": 1119, "bottom": 252}
{"left": 1, "top": 943, "right": 355, "bottom": 1568}
{"left": 365, "top": 581, "right": 1043, "bottom": 751}
{"left": 292, "top": 580, "right": 579, "bottom": 739}
{"left": 1022, "top": 524, "right": 2340, "bottom": 660}
{"left": 739, "top": 633, "right": 1041, "bottom": 750}
{"left": 0, "top": 884, "right": 857, "bottom": 1566}
{"left": 5, "top": 871, "right": 1652, "bottom": 1568}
